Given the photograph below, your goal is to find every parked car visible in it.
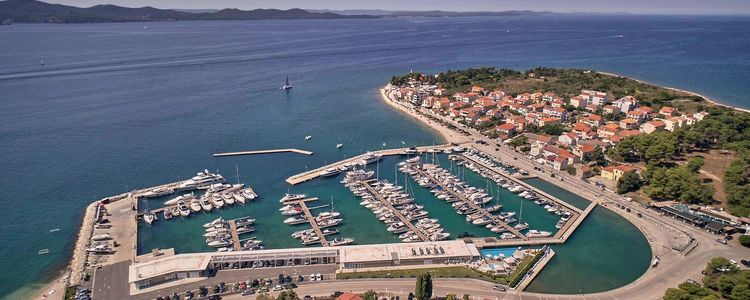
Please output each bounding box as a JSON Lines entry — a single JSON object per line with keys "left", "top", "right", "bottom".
{"left": 315, "top": 273, "right": 323, "bottom": 281}
{"left": 272, "top": 285, "right": 284, "bottom": 291}
{"left": 492, "top": 285, "right": 507, "bottom": 291}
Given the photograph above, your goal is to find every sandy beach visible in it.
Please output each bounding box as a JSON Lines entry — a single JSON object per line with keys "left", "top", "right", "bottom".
{"left": 597, "top": 71, "right": 750, "bottom": 114}
{"left": 379, "top": 88, "right": 471, "bottom": 145}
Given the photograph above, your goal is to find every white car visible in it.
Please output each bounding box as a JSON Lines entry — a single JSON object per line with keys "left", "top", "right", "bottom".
{"left": 730, "top": 259, "right": 738, "bottom": 266}
{"left": 309, "top": 274, "right": 316, "bottom": 281}
{"left": 315, "top": 273, "right": 323, "bottom": 281}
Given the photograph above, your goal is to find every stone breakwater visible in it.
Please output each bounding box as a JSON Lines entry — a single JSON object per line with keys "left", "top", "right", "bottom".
{"left": 69, "top": 201, "right": 98, "bottom": 285}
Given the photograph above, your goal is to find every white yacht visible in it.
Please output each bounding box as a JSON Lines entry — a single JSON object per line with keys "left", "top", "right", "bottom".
{"left": 177, "top": 201, "right": 191, "bottom": 217}
{"left": 189, "top": 199, "right": 202, "bottom": 212}
{"left": 143, "top": 210, "right": 157, "bottom": 224}
{"left": 320, "top": 167, "right": 342, "bottom": 177}
{"left": 142, "top": 187, "right": 174, "bottom": 198}
{"left": 329, "top": 237, "right": 354, "bottom": 246}
{"left": 200, "top": 197, "right": 213, "bottom": 211}
{"left": 280, "top": 193, "right": 307, "bottom": 203}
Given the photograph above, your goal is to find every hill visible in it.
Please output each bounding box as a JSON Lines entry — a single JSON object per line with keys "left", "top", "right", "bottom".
{"left": 0, "top": 0, "right": 376, "bottom": 23}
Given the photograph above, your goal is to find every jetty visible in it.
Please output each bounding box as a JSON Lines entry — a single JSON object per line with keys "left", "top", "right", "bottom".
{"left": 213, "top": 148, "right": 313, "bottom": 157}
{"left": 286, "top": 144, "right": 451, "bottom": 185}
{"left": 228, "top": 219, "right": 241, "bottom": 250}
{"left": 285, "top": 197, "right": 330, "bottom": 247}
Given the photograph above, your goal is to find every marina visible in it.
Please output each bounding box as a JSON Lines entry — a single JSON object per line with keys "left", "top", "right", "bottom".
{"left": 282, "top": 197, "right": 332, "bottom": 247}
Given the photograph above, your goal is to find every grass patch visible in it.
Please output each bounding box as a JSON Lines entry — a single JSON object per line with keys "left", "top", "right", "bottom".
{"left": 336, "top": 266, "right": 510, "bottom": 284}
{"left": 64, "top": 285, "right": 78, "bottom": 300}
{"left": 507, "top": 251, "right": 545, "bottom": 288}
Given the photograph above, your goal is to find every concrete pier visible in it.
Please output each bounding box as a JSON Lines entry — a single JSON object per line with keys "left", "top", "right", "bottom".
{"left": 213, "top": 148, "right": 313, "bottom": 157}
{"left": 286, "top": 144, "right": 451, "bottom": 185}
{"left": 228, "top": 220, "right": 241, "bottom": 250}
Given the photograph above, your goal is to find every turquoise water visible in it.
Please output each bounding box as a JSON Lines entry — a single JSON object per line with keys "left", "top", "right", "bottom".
{"left": 2, "top": 15, "right": 744, "bottom": 297}
{"left": 481, "top": 247, "right": 524, "bottom": 258}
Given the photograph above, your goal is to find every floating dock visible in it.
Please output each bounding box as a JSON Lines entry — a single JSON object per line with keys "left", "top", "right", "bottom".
{"left": 285, "top": 197, "right": 330, "bottom": 247}
{"left": 228, "top": 219, "right": 241, "bottom": 250}
{"left": 286, "top": 144, "right": 451, "bottom": 185}
{"left": 213, "top": 148, "right": 313, "bottom": 157}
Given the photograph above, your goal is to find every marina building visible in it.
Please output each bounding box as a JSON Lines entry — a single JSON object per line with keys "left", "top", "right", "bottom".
{"left": 128, "top": 240, "right": 480, "bottom": 291}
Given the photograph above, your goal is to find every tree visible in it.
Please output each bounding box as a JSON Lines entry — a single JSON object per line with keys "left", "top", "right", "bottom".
{"left": 588, "top": 147, "right": 607, "bottom": 166}
{"left": 687, "top": 157, "right": 705, "bottom": 173}
{"left": 445, "top": 294, "right": 457, "bottom": 300}
{"left": 414, "top": 273, "right": 433, "bottom": 300}
{"left": 739, "top": 235, "right": 750, "bottom": 248}
{"left": 256, "top": 293, "right": 274, "bottom": 300}
{"left": 617, "top": 171, "right": 642, "bottom": 194}
{"left": 462, "top": 294, "right": 469, "bottom": 300}
{"left": 362, "top": 290, "right": 377, "bottom": 300}
{"left": 566, "top": 165, "right": 577, "bottom": 176}
{"left": 540, "top": 124, "right": 564, "bottom": 136}
{"left": 277, "top": 290, "right": 299, "bottom": 300}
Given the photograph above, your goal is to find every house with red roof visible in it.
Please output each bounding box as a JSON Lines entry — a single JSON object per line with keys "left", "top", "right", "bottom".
{"left": 626, "top": 110, "right": 648, "bottom": 123}
{"left": 558, "top": 132, "right": 579, "bottom": 146}
{"left": 619, "top": 118, "right": 639, "bottom": 129}
{"left": 603, "top": 105, "right": 620, "bottom": 115}
{"left": 489, "top": 90, "right": 506, "bottom": 100}
{"left": 597, "top": 123, "right": 621, "bottom": 138}
{"left": 659, "top": 106, "right": 678, "bottom": 117}
{"left": 543, "top": 106, "right": 568, "bottom": 121}
{"left": 496, "top": 123, "right": 517, "bottom": 137}
{"left": 538, "top": 117, "right": 561, "bottom": 127}
{"left": 471, "top": 86, "right": 485, "bottom": 94}
{"left": 640, "top": 120, "right": 666, "bottom": 134}
{"left": 569, "top": 96, "right": 587, "bottom": 108}
{"left": 581, "top": 114, "right": 604, "bottom": 127}
{"left": 575, "top": 144, "right": 598, "bottom": 162}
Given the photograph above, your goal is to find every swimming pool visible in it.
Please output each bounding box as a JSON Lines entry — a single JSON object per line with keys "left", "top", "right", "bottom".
{"left": 480, "top": 247, "right": 531, "bottom": 258}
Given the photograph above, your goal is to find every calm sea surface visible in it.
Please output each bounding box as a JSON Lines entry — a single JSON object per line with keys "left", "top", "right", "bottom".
{"left": 1, "top": 15, "right": 748, "bottom": 298}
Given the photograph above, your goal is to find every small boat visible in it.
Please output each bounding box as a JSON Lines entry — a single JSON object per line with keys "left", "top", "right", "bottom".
{"left": 280, "top": 193, "right": 307, "bottom": 203}
{"left": 38, "top": 249, "right": 49, "bottom": 255}
{"left": 200, "top": 198, "right": 213, "bottom": 211}
{"left": 190, "top": 199, "right": 202, "bottom": 212}
{"left": 142, "top": 187, "right": 174, "bottom": 198}
{"left": 329, "top": 237, "right": 354, "bottom": 246}
{"left": 281, "top": 76, "right": 293, "bottom": 90}
{"left": 284, "top": 215, "right": 308, "bottom": 225}
{"left": 92, "top": 233, "right": 112, "bottom": 241}
{"left": 305, "top": 135, "right": 312, "bottom": 140}
{"left": 207, "top": 239, "right": 232, "bottom": 248}
{"left": 176, "top": 201, "right": 191, "bottom": 217}
{"left": 336, "top": 143, "right": 343, "bottom": 149}
{"left": 163, "top": 208, "right": 173, "bottom": 220}
{"left": 143, "top": 210, "right": 157, "bottom": 224}
{"left": 233, "top": 192, "right": 246, "bottom": 204}
{"left": 320, "top": 167, "right": 342, "bottom": 177}
{"left": 204, "top": 217, "right": 225, "bottom": 228}
{"left": 241, "top": 188, "right": 257, "bottom": 200}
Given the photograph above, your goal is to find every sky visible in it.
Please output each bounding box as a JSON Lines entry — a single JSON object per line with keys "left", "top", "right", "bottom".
{"left": 41, "top": 0, "right": 750, "bottom": 15}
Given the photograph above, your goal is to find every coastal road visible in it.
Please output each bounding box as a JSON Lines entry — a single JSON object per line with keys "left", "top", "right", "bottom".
{"left": 378, "top": 88, "right": 750, "bottom": 298}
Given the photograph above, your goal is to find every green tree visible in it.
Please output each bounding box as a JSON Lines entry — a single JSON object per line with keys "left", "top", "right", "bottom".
{"left": 414, "top": 273, "right": 433, "bottom": 300}
{"left": 257, "top": 293, "right": 274, "bottom": 300}
{"left": 617, "top": 171, "right": 642, "bottom": 194}
{"left": 445, "top": 294, "right": 457, "bottom": 300}
{"left": 540, "top": 124, "right": 564, "bottom": 136}
{"left": 566, "top": 165, "right": 577, "bottom": 176}
{"left": 362, "top": 290, "right": 377, "bottom": 300}
{"left": 462, "top": 294, "right": 470, "bottom": 300}
{"left": 277, "top": 290, "right": 299, "bottom": 300}
{"left": 739, "top": 235, "right": 750, "bottom": 248}
{"left": 686, "top": 157, "right": 705, "bottom": 173}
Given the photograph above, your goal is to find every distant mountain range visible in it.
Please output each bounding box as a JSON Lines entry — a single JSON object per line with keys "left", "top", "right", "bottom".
{"left": 308, "top": 9, "right": 556, "bottom": 17}
{"left": 0, "top": 0, "right": 376, "bottom": 23}
{"left": 0, "top": 0, "right": 557, "bottom": 24}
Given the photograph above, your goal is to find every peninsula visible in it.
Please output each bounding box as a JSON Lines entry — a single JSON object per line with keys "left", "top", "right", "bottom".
{"left": 39, "top": 68, "right": 749, "bottom": 300}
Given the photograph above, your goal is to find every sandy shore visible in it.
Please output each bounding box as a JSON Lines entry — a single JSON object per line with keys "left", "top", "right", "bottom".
{"left": 597, "top": 71, "right": 750, "bottom": 114}
{"left": 379, "top": 88, "right": 470, "bottom": 145}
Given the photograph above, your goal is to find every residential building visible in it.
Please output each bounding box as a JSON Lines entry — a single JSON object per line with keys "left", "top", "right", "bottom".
{"left": 640, "top": 120, "right": 666, "bottom": 134}
{"left": 601, "top": 165, "right": 636, "bottom": 182}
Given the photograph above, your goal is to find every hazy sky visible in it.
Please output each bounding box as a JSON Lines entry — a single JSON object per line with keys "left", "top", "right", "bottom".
{"left": 42, "top": 0, "right": 750, "bottom": 15}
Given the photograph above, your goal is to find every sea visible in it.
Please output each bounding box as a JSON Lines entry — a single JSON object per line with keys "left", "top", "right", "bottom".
{"left": 1, "top": 14, "right": 749, "bottom": 299}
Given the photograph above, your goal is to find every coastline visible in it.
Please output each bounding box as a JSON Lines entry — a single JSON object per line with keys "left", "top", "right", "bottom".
{"left": 597, "top": 71, "right": 750, "bottom": 114}
{"left": 379, "top": 88, "right": 471, "bottom": 145}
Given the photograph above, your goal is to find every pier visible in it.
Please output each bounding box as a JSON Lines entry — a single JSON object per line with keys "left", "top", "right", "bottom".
{"left": 228, "top": 219, "right": 241, "bottom": 250}
{"left": 285, "top": 197, "right": 330, "bottom": 247}
{"left": 413, "top": 167, "right": 527, "bottom": 240}
{"left": 213, "top": 148, "right": 314, "bottom": 157}
{"left": 361, "top": 183, "right": 429, "bottom": 242}
{"left": 286, "top": 144, "right": 451, "bottom": 185}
